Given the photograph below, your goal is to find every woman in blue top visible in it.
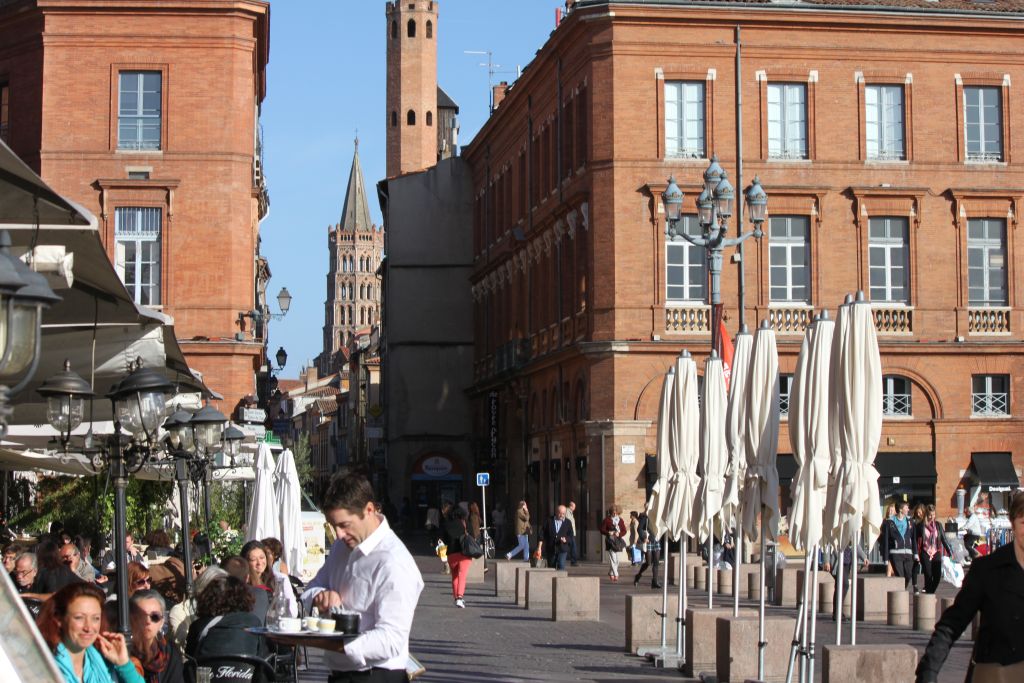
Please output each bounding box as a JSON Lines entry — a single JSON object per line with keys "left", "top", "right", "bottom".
{"left": 38, "top": 582, "right": 144, "bottom": 683}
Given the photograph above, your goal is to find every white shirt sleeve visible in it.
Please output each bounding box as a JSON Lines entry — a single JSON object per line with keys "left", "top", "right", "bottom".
{"left": 342, "top": 559, "right": 424, "bottom": 669}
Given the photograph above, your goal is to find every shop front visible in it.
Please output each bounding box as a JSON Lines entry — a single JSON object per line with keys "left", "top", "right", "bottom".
{"left": 875, "top": 452, "right": 937, "bottom": 507}
{"left": 410, "top": 452, "right": 464, "bottom": 526}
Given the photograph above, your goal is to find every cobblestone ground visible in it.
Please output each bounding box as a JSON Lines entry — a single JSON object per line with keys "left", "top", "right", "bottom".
{"left": 298, "top": 550, "right": 973, "bottom": 682}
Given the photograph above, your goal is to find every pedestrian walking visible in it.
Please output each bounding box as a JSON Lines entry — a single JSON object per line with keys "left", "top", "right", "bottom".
{"left": 505, "top": 500, "right": 531, "bottom": 561}
{"left": 539, "top": 505, "right": 574, "bottom": 570}
{"left": 824, "top": 544, "right": 868, "bottom": 616}
{"left": 916, "top": 491, "right": 1024, "bottom": 683}
{"left": 882, "top": 500, "right": 917, "bottom": 589}
{"left": 600, "top": 505, "right": 627, "bottom": 582}
{"left": 492, "top": 502, "right": 506, "bottom": 548}
{"left": 565, "top": 501, "right": 579, "bottom": 566}
{"left": 916, "top": 504, "right": 952, "bottom": 595}
{"left": 627, "top": 511, "right": 640, "bottom": 566}
{"left": 441, "top": 506, "right": 473, "bottom": 608}
{"left": 911, "top": 503, "right": 926, "bottom": 593}
{"left": 301, "top": 471, "right": 424, "bottom": 682}
{"left": 633, "top": 511, "right": 661, "bottom": 588}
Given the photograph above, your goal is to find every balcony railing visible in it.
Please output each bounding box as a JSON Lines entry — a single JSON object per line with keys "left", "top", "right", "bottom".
{"left": 873, "top": 306, "right": 913, "bottom": 335}
{"left": 968, "top": 307, "right": 1011, "bottom": 335}
{"left": 882, "top": 393, "right": 911, "bottom": 416}
{"left": 779, "top": 392, "right": 790, "bottom": 417}
{"left": 972, "top": 392, "right": 1009, "bottom": 417}
{"left": 665, "top": 304, "right": 710, "bottom": 334}
{"left": 768, "top": 306, "right": 813, "bottom": 334}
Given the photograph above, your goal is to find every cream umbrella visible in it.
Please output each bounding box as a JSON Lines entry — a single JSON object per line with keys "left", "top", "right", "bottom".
{"left": 741, "top": 320, "right": 780, "bottom": 680}
{"left": 274, "top": 448, "right": 305, "bottom": 578}
{"left": 723, "top": 327, "right": 753, "bottom": 617}
{"left": 639, "top": 365, "right": 676, "bottom": 661}
{"left": 694, "top": 351, "right": 729, "bottom": 608}
{"left": 245, "top": 442, "right": 280, "bottom": 542}
{"left": 835, "top": 293, "right": 883, "bottom": 646}
{"left": 786, "top": 312, "right": 835, "bottom": 683}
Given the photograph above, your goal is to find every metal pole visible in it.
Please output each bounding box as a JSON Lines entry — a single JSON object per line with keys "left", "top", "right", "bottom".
{"left": 851, "top": 530, "right": 860, "bottom": 645}
{"left": 785, "top": 561, "right": 806, "bottom": 683}
{"left": 173, "top": 452, "right": 194, "bottom": 593}
{"left": 678, "top": 543, "right": 687, "bottom": 661}
{"left": 707, "top": 513, "right": 714, "bottom": 609}
{"left": 733, "top": 525, "right": 741, "bottom": 617}
{"left": 836, "top": 543, "right": 844, "bottom": 645}
{"left": 808, "top": 544, "right": 821, "bottom": 683}
{"left": 111, "top": 426, "right": 131, "bottom": 638}
{"left": 758, "top": 518, "right": 767, "bottom": 680}
{"left": 734, "top": 25, "right": 746, "bottom": 330}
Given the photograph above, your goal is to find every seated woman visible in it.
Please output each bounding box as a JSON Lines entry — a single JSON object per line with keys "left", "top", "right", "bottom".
{"left": 168, "top": 566, "right": 227, "bottom": 652}
{"left": 240, "top": 540, "right": 297, "bottom": 620}
{"left": 260, "top": 537, "right": 289, "bottom": 577}
{"left": 184, "top": 576, "right": 265, "bottom": 661}
{"left": 128, "top": 590, "right": 183, "bottom": 683}
{"left": 37, "top": 582, "right": 144, "bottom": 683}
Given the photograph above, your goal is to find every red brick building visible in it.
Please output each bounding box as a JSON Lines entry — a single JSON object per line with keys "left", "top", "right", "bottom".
{"left": 464, "top": 0, "right": 1024, "bottom": 544}
{"left": 0, "top": 0, "right": 271, "bottom": 413}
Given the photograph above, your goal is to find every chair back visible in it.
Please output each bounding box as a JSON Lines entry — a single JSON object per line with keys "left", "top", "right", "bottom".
{"left": 190, "top": 654, "right": 277, "bottom": 683}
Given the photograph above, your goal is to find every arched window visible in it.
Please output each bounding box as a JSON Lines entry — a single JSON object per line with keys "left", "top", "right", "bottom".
{"left": 390, "top": 20, "right": 397, "bottom": 39}
{"left": 407, "top": 19, "right": 416, "bottom": 38}
{"left": 426, "top": 111, "right": 433, "bottom": 126}
{"left": 360, "top": 308, "right": 366, "bottom": 325}
{"left": 369, "top": 308, "right": 375, "bottom": 324}
{"left": 360, "top": 284, "right": 366, "bottom": 299}
{"left": 348, "top": 306, "right": 353, "bottom": 324}
{"left": 407, "top": 110, "right": 416, "bottom": 126}
{"left": 426, "top": 20, "right": 433, "bottom": 39}
{"left": 390, "top": 111, "right": 397, "bottom": 127}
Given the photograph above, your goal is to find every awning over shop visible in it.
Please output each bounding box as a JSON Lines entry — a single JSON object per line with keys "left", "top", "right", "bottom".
{"left": 875, "top": 452, "right": 937, "bottom": 484}
{"left": 963, "top": 452, "right": 1021, "bottom": 493}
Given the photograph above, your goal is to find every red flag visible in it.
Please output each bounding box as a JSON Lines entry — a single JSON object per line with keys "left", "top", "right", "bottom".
{"left": 713, "top": 305, "right": 735, "bottom": 392}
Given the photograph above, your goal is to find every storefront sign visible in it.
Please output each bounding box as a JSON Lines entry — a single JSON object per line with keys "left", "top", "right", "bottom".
{"left": 422, "top": 456, "right": 453, "bottom": 478}
{"left": 237, "top": 407, "right": 266, "bottom": 423}
{"left": 621, "top": 443, "right": 636, "bottom": 464}
{"left": 488, "top": 391, "right": 499, "bottom": 462}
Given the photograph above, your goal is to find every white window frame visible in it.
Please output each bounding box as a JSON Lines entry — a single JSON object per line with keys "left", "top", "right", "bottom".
{"left": 767, "top": 83, "right": 807, "bottom": 160}
{"left": 114, "top": 207, "right": 161, "bottom": 306}
{"left": 972, "top": 374, "right": 1009, "bottom": 417}
{"left": 865, "top": 84, "right": 905, "bottom": 161}
{"left": 666, "top": 215, "right": 707, "bottom": 302}
{"left": 964, "top": 86, "right": 1003, "bottom": 162}
{"left": 882, "top": 375, "right": 912, "bottom": 417}
{"left": 665, "top": 81, "right": 705, "bottom": 159}
{"left": 967, "top": 218, "right": 1008, "bottom": 307}
{"left": 769, "top": 216, "right": 811, "bottom": 304}
{"left": 118, "top": 71, "right": 162, "bottom": 151}
{"left": 868, "top": 217, "right": 910, "bottom": 304}
{"left": 779, "top": 374, "right": 793, "bottom": 417}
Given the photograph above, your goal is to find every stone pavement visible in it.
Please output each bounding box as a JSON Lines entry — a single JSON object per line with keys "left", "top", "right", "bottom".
{"left": 297, "top": 553, "right": 973, "bottom": 682}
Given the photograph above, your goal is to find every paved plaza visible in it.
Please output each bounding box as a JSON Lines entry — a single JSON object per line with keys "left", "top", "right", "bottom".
{"left": 298, "top": 550, "right": 974, "bottom": 682}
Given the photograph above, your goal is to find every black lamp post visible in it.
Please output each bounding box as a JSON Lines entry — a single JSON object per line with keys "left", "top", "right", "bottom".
{"left": 163, "top": 408, "right": 195, "bottom": 592}
{"left": 188, "top": 403, "right": 228, "bottom": 534}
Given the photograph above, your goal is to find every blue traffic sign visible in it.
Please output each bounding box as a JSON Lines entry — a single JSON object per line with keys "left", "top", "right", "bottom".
{"left": 476, "top": 472, "right": 490, "bottom": 487}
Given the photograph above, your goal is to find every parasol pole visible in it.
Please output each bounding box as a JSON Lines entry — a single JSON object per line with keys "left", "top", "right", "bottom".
{"left": 678, "top": 542, "right": 687, "bottom": 660}
{"left": 808, "top": 544, "right": 821, "bottom": 683}
{"left": 708, "top": 511, "right": 714, "bottom": 609}
{"left": 851, "top": 529, "right": 860, "bottom": 645}
{"left": 733, "top": 524, "right": 742, "bottom": 616}
{"left": 835, "top": 542, "right": 844, "bottom": 644}
{"left": 758, "top": 507, "right": 767, "bottom": 680}
{"left": 785, "top": 551, "right": 811, "bottom": 683}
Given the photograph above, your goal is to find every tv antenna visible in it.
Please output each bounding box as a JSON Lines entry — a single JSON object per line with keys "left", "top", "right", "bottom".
{"left": 465, "top": 50, "right": 520, "bottom": 114}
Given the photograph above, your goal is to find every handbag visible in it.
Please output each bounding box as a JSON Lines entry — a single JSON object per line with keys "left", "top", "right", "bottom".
{"left": 607, "top": 534, "right": 627, "bottom": 552}
{"left": 460, "top": 521, "right": 484, "bottom": 559}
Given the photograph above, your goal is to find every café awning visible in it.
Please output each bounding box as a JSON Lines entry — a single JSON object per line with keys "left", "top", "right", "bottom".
{"left": 875, "top": 452, "right": 937, "bottom": 485}
{"left": 963, "top": 452, "right": 1020, "bottom": 492}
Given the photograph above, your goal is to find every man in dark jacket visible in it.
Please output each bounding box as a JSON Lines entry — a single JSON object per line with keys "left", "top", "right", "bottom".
{"left": 916, "top": 491, "right": 1024, "bottom": 682}
{"left": 881, "top": 501, "right": 917, "bottom": 589}
{"left": 540, "top": 505, "right": 575, "bottom": 570}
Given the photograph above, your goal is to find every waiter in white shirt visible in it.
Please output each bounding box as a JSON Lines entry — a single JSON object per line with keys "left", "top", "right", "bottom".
{"left": 301, "top": 472, "right": 424, "bottom": 682}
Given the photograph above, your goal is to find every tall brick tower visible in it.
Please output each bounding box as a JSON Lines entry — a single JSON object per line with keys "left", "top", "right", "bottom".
{"left": 385, "top": 0, "right": 438, "bottom": 177}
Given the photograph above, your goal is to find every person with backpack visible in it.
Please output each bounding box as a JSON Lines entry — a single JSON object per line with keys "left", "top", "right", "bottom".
{"left": 632, "top": 510, "right": 661, "bottom": 589}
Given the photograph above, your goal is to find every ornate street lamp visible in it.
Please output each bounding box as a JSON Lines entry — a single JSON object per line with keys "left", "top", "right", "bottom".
{"left": 275, "top": 346, "right": 288, "bottom": 371}
{"left": 222, "top": 423, "right": 245, "bottom": 466}
{"left": 36, "top": 360, "right": 94, "bottom": 449}
{"left": 189, "top": 403, "right": 227, "bottom": 533}
{"left": 276, "top": 287, "right": 292, "bottom": 316}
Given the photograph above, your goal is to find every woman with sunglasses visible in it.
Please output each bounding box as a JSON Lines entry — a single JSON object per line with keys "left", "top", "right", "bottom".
{"left": 128, "top": 590, "right": 182, "bottom": 683}
{"left": 127, "top": 561, "right": 152, "bottom": 597}
{"left": 37, "top": 582, "right": 144, "bottom": 683}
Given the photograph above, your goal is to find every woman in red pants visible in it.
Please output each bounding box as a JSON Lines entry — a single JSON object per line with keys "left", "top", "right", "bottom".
{"left": 441, "top": 505, "right": 474, "bottom": 608}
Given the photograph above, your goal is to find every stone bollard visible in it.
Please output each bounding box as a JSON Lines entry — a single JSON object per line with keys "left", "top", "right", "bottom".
{"left": 465, "top": 557, "right": 486, "bottom": 584}
{"left": 552, "top": 576, "right": 600, "bottom": 621}
{"left": 683, "top": 607, "right": 739, "bottom": 677}
{"left": 746, "top": 571, "right": 761, "bottom": 601}
{"left": 716, "top": 613, "right": 796, "bottom": 682}
{"left": 494, "top": 560, "right": 518, "bottom": 599}
{"left": 774, "top": 567, "right": 800, "bottom": 607}
{"left": 717, "top": 568, "right": 734, "bottom": 596}
{"left": 625, "top": 592, "right": 679, "bottom": 654}
{"left": 887, "top": 590, "right": 910, "bottom": 626}
{"left": 857, "top": 576, "right": 906, "bottom": 621}
{"left": 822, "top": 644, "right": 917, "bottom": 683}
{"left": 694, "top": 564, "right": 707, "bottom": 591}
{"left": 515, "top": 567, "right": 553, "bottom": 606}
{"left": 938, "top": 596, "right": 954, "bottom": 621}
{"left": 525, "top": 569, "right": 567, "bottom": 611}
{"left": 818, "top": 580, "right": 836, "bottom": 615}
{"left": 914, "top": 593, "right": 937, "bottom": 632}
{"left": 686, "top": 558, "right": 696, "bottom": 588}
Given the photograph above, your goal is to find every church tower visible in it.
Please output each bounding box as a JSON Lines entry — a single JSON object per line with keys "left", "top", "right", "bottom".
{"left": 385, "top": 0, "right": 438, "bottom": 177}
{"left": 318, "top": 139, "right": 384, "bottom": 376}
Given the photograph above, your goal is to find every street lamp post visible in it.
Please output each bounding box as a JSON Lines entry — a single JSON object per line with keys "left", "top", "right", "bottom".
{"left": 661, "top": 157, "right": 768, "bottom": 352}
{"left": 163, "top": 408, "right": 196, "bottom": 592}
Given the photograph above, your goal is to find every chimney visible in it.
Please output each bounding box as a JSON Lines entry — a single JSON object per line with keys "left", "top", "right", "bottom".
{"left": 492, "top": 81, "right": 509, "bottom": 110}
{"left": 305, "top": 364, "right": 318, "bottom": 388}
{"left": 555, "top": 7, "right": 561, "bottom": 27}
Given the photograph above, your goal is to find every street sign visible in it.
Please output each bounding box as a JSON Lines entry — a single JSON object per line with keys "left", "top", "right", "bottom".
{"left": 476, "top": 472, "right": 490, "bottom": 487}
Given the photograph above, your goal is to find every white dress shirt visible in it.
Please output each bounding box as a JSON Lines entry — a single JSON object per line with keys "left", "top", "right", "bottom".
{"left": 301, "top": 515, "right": 423, "bottom": 672}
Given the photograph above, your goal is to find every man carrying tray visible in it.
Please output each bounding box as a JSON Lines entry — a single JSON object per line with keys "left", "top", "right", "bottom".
{"left": 299, "top": 470, "right": 424, "bottom": 683}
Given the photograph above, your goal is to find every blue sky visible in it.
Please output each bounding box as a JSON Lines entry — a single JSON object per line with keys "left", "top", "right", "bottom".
{"left": 260, "top": 0, "right": 566, "bottom": 375}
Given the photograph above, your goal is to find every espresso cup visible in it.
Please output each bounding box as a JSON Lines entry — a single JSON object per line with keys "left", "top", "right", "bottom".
{"left": 334, "top": 612, "right": 360, "bottom": 635}
{"left": 317, "top": 618, "right": 336, "bottom": 633}
{"left": 302, "top": 616, "right": 319, "bottom": 631}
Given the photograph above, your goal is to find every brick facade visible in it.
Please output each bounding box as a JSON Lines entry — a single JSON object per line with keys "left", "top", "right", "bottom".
{"left": 385, "top": 0, "right": 438, "bottom": 177}
{"left": 464, "top": 1, "right": 1024, "bottom": 532}
{"left": 0, "top": 0, "right": 271, "bottom": 413}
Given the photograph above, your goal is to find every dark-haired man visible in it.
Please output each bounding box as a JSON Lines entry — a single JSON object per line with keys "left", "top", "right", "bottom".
{"left": 301, "top": 472, "right": 423, "bottom": 683}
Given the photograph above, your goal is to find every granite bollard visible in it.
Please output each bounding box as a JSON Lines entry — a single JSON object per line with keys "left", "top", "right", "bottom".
{"left": 887, "top": 590, "right": 909, "bottom": 626}
{"left": 683, "top": 607, "right": 736, "bottom": 677}
{"left": 625, "top": 592, "right": 679, "bottom": 654}
{"left": 856, "top": 576, "right": 906, "bottom": 621}
{"left": 822, "top": 644, "right": 917, "bottom": 683}
{"left": 515, "top": 566, "right": 553, "bottom": 606}
{"left": 716, "top": 613, "right": 796, "bottom": 683}
{"left": 525, "top": 569, "right": 567, "bottom": 611}
{"left": 552, "top": 576, "right": 600, "bottom": 621}
{"left": 914, "top": 593, "right": 937, "bottom": 632}
{"left": 494, "top": 559, "right": 519, "bottom": 599}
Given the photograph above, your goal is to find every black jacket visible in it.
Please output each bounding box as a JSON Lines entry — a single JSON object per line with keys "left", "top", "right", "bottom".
{"left": 880, "top": 517, "right": 917, "bottom": 562}
{"left": 441, "top": 517, "right": 468, "bottom": 555}
{"left": 185, "top": 611, "right": 265, "bottom": 660}
{"left": 916, "top": 543, "right": 1024, "bottom": 682}
{"left": 541, "top": 516, "right": 575, "bottom": 555}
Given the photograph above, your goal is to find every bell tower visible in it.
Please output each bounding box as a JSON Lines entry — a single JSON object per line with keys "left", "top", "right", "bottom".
{"left": 385, "top": 0, "right": 438, "bottom": 178}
